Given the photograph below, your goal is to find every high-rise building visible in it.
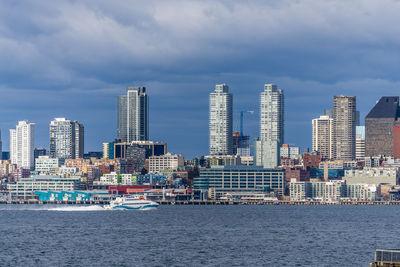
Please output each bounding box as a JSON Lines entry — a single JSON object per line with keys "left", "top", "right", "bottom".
{"left": 312, "top": 115, "right": 334, "bottom": 160}
{"left": 260, "top": 84, "right": 284, "bottom": 143}
{"left": 356, "top": 126, "right": 366, "bottom": 160}
{"left": 49, "top": 118, "right": 84, "bottom": 162}
{"left": 365, "top": 97, "right": 400, "bottom": 157}
{"left": 256, "top": 84, "right": 284, "bottom": 168}
{"left": 333, "top": 96, "right": 356, "bottom": 161}
{"left": 0, "top": 129, "right": 2, "bottom": 159}
{"left": 10, "top": 121, "right": 35, "bottom": 169}
{"left": 356, "top": 110, "right": 361, "bottom": 126}
{"left": 209, "top": 84, "right": 233, "bottom": 155}
{"left": 117, "top": 87, "right": 149, "bottom": 142}
{"left": 73, "top": 121, "right": 84, "bottom": 159}
{"left": 394, "top": 126, "right": 400, "bottom": 159}
{"left": 233, "top": 132, "right": 250, "bottom": 156}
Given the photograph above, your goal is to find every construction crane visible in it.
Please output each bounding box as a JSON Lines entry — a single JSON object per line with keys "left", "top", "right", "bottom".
{"left": 240, "top": 110, "right": 254, "bottom": 136}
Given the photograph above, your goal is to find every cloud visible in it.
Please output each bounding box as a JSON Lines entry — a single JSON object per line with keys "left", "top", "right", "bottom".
{"left": 1, "top": 0, "right": 400, "bottom": 156}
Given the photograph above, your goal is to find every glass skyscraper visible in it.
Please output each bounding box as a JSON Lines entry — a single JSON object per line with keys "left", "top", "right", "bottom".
{"left": 118, "top": 87, "right": 149, "bottom": 142}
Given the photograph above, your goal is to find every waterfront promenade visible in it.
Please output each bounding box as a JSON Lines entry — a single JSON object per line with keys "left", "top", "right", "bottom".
{"left": 4, "top": 199, "right": 400, "bottom": 206}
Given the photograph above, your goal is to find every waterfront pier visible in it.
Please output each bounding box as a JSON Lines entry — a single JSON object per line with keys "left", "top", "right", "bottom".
{"left": 3, "top": 199, "right": 400, "bottom": 206}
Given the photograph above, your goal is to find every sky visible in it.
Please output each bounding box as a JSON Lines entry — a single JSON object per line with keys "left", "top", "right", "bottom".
{"left": 1, "top": 0, "right": 400, "bottom": 158}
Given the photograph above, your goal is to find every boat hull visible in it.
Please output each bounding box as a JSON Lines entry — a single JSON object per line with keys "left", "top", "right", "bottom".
{"left": 111, "top": 204, "right": 159, "bottom": 210}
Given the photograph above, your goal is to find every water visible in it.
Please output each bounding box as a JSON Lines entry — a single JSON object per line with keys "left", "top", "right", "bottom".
{"left": 0, "top": 205, "right": 395, "bottom": 266}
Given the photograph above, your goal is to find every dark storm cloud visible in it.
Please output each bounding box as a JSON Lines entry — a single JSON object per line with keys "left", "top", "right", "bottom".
{"left": 1, "top": 0, "right": 400, "bottom": 156}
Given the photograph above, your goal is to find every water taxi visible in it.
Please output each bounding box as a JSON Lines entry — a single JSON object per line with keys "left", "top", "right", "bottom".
{"left": 104, "top": 195, "right": 159, "bottom": 210}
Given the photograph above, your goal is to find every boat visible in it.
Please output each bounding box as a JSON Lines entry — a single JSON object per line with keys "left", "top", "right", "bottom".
{"left": 104, "top": 195, "right": 159, "bottom": 210}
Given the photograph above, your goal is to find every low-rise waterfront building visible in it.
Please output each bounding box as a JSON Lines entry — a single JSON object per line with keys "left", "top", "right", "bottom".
{"left": 309, "top": 180, "right": 345, "bottom": 201}
{"left": 290, "top": 180, "right": 378, "bottom": 201}
{"left": 345, "top": 184, "right": 378, "bottom": 201}
{"left": 194, "top": 166, "right": 285, "bottom": 199}
{"left": 7, "top": 175, "right": 82, "bottom": 199}
{"left": 344, "top": 167, "right": 399, "bottom": 185}
{"left": 289, "top": 181, "right": 310, "bottom": 201}
{"left": 148, "top": 153, "right": 184, "bottom": 173}
{"left": 96, "top": 172, "right": 164, "bottom": 186}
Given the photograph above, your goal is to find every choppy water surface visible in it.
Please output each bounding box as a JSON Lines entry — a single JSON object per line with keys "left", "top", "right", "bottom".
{"left": 0, "top": 205, "right": 395, "bottom": 266}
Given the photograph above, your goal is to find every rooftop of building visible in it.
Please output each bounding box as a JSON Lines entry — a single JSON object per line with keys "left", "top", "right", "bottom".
{"left": 127, "top": 86, "right": 146, "bottom": 93}
{"left": 366, "top": 96, "right": 400, "bottom": 119}
{"left": 104, "top": 140, "right": 166, "bottom": 145}
{"left": 16, "top": 175, "right": 81, "bottom": 182}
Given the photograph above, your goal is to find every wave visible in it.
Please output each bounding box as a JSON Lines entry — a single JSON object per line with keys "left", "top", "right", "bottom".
{"left": 47, "top": 205, "right": 106, "bottom": 211}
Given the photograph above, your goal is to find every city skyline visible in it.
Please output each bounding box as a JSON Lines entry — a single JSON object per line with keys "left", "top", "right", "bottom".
{"left": 0, "top": 86, "right": 395, "bottom": 158}
{"left": 2, "top": 1, "right": 400, "bottom": 157}
{"left": 2, "top": 2, "right": 400, "bottom": 266}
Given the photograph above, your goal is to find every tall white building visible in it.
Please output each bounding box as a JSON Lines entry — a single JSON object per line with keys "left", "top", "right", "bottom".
{"left": 117, "top": 87, "right": 149, "bottom": 142}
{"left": 260, "top": 84, "right": 284, "bottom": 143}
{"left": 49, "top": 118, "right": 84, "bottom": 162}
{"left": 312, "top": 115, "right": 334, "bottom": 160}
{"left": 10, "top": 121, "right": 35, "bottom": 169}
{"left": 209, "top": 84, "right": 233, "bottom": 155}
{"left": 256, "top": 84, "right": 284, "bottom": 168}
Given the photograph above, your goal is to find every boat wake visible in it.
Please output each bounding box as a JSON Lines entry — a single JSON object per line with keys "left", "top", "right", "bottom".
{"left": 47, "top": 205, "right": 106, "bottom": 211}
